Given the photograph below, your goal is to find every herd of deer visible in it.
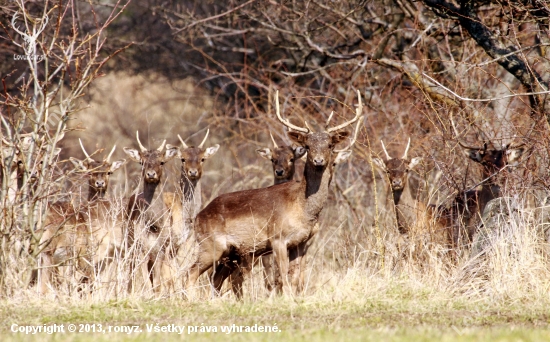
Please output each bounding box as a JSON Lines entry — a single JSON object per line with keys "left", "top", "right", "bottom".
{"left": 1, "top": 91, "right": 526, "bottom": 299}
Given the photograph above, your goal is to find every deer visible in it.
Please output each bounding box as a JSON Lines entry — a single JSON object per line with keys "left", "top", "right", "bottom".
{"left": 1, "top": 133, "right": 63, "bottom": 203}
{"left": 158, "top": 129, "right": 220, "bottom": 292}
{"left": 38, "top": 141, "right": 126, "bottom": 293}
{"left": 163, "top": 129, "right": 220, "bottom": 248}
{"left": 122, "top": 132, "right": 179, "bottom": 292}
{"left": 256, "top": 132, "right": 306, "bottom": 185}
{"left": 371, "top": 139, "right": 452, "bottom": 260}
{"left": 184, "top": 90, "right": 361, "bottom": 299}
{"left": 437, "top": 117, "right": 526, "bottom": 251}
{"left": 372, "top": 139, "right": 424, "bottom": 236}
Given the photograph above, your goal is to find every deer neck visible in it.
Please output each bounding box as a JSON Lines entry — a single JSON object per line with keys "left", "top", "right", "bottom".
{"left": 478, "top": 181, "right": 501, "bottom": 215}
{"left": 392, "top": 182, "right": 416, "bottom": 234}
{"left": 303, "top": 160, "right": 333, "bottom": 220}
{"left": 274, "top": 178, "right": 288, "bottom": 185}
{"left": 88, "top": 187, "right": 106, "bottom": 201}
{"left": 477, "top": 169, "right": 504, "bottom": 213}
{"left": 180, "top": 176, "right": 199, "bottom": 202}
{"left": 142, "top": 180, "right": 159, "bottom": 205}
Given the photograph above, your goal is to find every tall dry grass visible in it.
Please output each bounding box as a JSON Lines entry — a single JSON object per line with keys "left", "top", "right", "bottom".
{"left": 1, "top": 71, "right": 549, "bottom": 311}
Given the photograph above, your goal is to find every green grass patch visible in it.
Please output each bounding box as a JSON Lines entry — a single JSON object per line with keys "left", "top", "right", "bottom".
{"left": 2, "top": 296, "right": 549, "bottom": 341}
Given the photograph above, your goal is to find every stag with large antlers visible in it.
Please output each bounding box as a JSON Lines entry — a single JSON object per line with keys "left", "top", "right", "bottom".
{"left": 226, "top": 125, "right": 362, "bottom": 296}
{"left": 185, "top": 90, "right": 361, "bottom": 299}
{"left": 38, "top": 141, "right": 126, "bottom": 293}
{"left": 438, "top": 116, "right": 526, "bottom": 250}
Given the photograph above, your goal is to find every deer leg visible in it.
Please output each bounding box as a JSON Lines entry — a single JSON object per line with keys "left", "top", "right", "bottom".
{"left": 229, "top": 254, "right": 254, "bottom": 299}
{"left": 299, "top": 241, "right": 311, "bottom": 292}
{"left": 288, "top": 241, "right": 307, "bottom": 294}
{"left": 150, "top": 252, "right": 165, "bottom": 295}
{"left": 185, "top": 241, "right": 225, "bottom": 300}
{"left": 38, "top": 252, "right": 53, "bottom": 294}
{"left": 229, "top": 267, "right": 245, "bottom": 299}
{"left": 272, "top": 239, "right": 291, "bottom": 295}
{"left": 211, "top": 262, "right": 235, "bottom": 294}
{"left": 261, "top": 254, "right": 277, "bottom": 292}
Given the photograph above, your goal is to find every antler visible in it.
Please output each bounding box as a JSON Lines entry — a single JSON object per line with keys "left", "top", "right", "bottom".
{"left": 326, "top": 90, "right": 363, "bottom": 133}
{"left": 335, "top": 117, "right": 363, "bottom": 152}
{"left": 325, "top": 111, "right": 334, "bottom": 129}
{"left": 380, "top": 140, "right": 392, "bottom": 160}
{"left": 105, "top": 145, "right": 117, "bottom": 162}
{"left": 177, "top": 134, "right": 189, "bottom": 149}
{"left": 402, "top": 137, "right": 411, "bottom": 160}
{"left": 274, "top": 90, "right": 309, "bottom": 133}
{"left": 450, "top": 113, "right": 484, "bottom": 150}
{"left": 269, "top": 131, "right": 278, "bottom": 149}
{"left": 157, "top": 139, "right": 166, "bottom": 152}
{"left": 79, "top": 138, "right": 92, "bottom": 161}
{"left": 502, "top": 134, "right": 525, "bottom": 150}
{"left": 136, "top": 131, "right": 147, "bottom": 152}
{"left": 198, "top": 129, "right": 210, "bottom": 149}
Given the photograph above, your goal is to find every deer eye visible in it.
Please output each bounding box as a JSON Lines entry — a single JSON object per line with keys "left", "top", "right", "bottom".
{"left": 290, "top": 158, "right": 294, "bottom": 162}
{"left": 160, "top": 161, "right": 165, "bottom": 166}
{"left": 201, "top": 158, "right": 205, "bottom": 162}
{"left": 271, "top": 159, "right": 275, "bottom": 163}
{"left": 181, "top": 158, "right": 186, "bottom": 163}
{"left": 305, "top": 145, "right": 310, "bottom": 150}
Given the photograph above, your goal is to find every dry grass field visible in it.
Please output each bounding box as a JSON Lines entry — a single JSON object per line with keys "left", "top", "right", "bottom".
{"left": 1, "top": 69, "right": 550, "bottom": 341}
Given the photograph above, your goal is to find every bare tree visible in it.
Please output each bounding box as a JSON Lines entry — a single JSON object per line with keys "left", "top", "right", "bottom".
{"left": 0, "top": 0, "right": 129, "bottom": 295}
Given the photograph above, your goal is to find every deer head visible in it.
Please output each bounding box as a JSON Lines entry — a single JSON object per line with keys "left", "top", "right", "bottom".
{"left": 275, "top": 90, "right": 362, "bottom": 172}
{"left": 451, "top": 115, "right": 525, "bottom": 178}
{"left": 123, "top": 131, "right": 178, "bottom": 184}
{"left": 372, "top": 138, "right": 422, "bottom": 192}
{"left": 70, "top": 139, "right": 127, "bottom": 200}
{"left": 168, "top": 129, "right": 219, "bottom": 182}
{"left": 2, "top": 133, "right": 63, "bottom": 185}
{"left": 256, "top": 132, "right": 307, "bottom": 183}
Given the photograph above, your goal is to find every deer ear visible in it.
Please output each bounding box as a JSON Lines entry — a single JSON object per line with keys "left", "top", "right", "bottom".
{"left": 123, "top": 147, "right": 142, "bottom": 162}
{"left": 331, "top": 131, "right": 350, "bottom": 145}
{"left": 288, "top": 131, "right": 307, "bottom": 145}
{"left": 371, "top": 157, "right": 387, "bottom": 172}
{"left": 294, "top": 146, "right": 307, "bottom": 159}
{"left": 408, "top": 157, "right": 422, "bottom": 170}
{"left": 256, "top": 147, "right": 272, "bottom": 160}
{"left": 70, "top": 157, "right": 88, "bottom": 171}
{"left": 506, "top": 147, "right": 525, "bottom": 164}
{"left": 334, "top": 150, "right": 352, "bottom": 165}
{"left": 110, "top": 159, "right": 127, "bottom": 172}
{"left": 52, "top": 148, "right": 62, "bottom": 157}
{"left": 164, "top": 145, "right": 179, "bottom": 160}
{"left": 166, "top": 144, "right": 181, "bottom": 158}
{"left": 203, "top": 144, "right": 220, "bottom": 159}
